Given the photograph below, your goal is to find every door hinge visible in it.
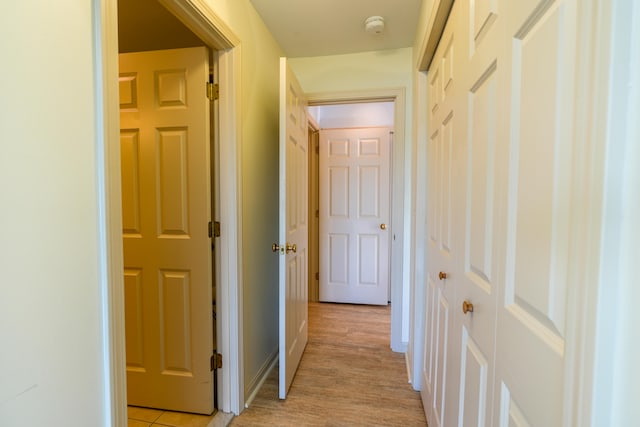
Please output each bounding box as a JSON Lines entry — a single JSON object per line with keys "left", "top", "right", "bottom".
{"left": 208, "top": 221, "right": 221, "bottom": 238}
{"left": 207, "top": 82, "right": 219, "bottom": 100}
{"left": 315, "top": 272, "right": 319, "bottom": 281}
{"left": 211, "top": 352, "right": 222, "bottom": 371}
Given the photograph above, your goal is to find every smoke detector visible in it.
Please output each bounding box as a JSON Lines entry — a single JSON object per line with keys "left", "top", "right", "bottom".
{"left": 364, "top": 16, "right": 385, "bottom": 34}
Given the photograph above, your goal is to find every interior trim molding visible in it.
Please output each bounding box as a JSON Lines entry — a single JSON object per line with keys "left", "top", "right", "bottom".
{"left": 158, "top": 0, "right": 240, "bottom": 49}
{"left": 95, "top": 0, "right": 126, "bottom": 425}
{"left": 415, "top": 0, "right": 454, "bottom": 71}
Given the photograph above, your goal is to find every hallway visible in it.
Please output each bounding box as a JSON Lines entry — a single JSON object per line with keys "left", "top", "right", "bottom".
{"left": 230, "top": 302, "right": 427, "bottom": 426}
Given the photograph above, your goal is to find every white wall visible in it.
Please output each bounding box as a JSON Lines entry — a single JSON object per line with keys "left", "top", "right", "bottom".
{"left": 309, "top": 102, "right": 394, "bottom": 128}
{"left": 0, "top": 2, "right": 109, "bottom": 426}
{"left": 290, "top": 48, "right": 414, "bottom": 349}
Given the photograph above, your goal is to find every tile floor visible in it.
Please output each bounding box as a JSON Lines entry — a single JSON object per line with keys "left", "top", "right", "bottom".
{"left": 128, "top": 406, "right": 233, "bottom": 427}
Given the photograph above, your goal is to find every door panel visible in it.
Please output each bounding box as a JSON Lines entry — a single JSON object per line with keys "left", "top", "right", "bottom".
{"left": 424, "top": 276, "right": 437, "bottom": 396}
{"left": 440, "top": 114, "right": 454, "bottom": 255}
{"left": 157, "top": 129, "right": 190, "bottom": 234}
{"left": 120, "top": 130, "right": 142, "bottom": 234}
{"left": 119, "top": 46, "right": 214, "bottom": 414}
{"left": 124, "top": 269, "right": 144, "bottom": 369}
{"left": 329, "top": 166, "right": 349, "bottom": 217}
{"left": 508, "top": 1, "right": 572, "bottom": 334}
{"left": 278, "top": 57, "right": 309, "bottom": 399}
{"left": 434, "top": 292, "right": 450, "bottom": 427}
{"left": 319, "top": 127, "right": 391, "bottom": 305}
{"left": 495, "top": 1, "right": 577, "bottom": 425}
{"left": 459, "top": 328, "right": 489, "bottom": 427}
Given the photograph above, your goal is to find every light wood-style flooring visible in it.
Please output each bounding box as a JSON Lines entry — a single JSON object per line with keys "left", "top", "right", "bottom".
{"left": 230, "top": 302, "right": 427, "bottom": 426}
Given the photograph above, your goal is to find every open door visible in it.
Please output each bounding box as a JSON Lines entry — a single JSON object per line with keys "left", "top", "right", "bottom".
{"left": 277, "top": 57, "right": 309, "bottom": 399}
{"left": 119, "top": 46, "right": 215, "bottom": 414}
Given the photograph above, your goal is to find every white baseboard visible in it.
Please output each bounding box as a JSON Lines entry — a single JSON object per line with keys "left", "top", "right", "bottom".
{"left": 405, "top": 351, "right": 413, "bottom": 385}
{"left": 244, "top": 349, "right": 278, "bottom": 409}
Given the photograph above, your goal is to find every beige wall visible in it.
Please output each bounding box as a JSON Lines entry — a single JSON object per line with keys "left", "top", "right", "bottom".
{"left": 0, "top": 2, "right": 108, "bottom": 426}
{"left": 205, "top": 0, "right": 284, "bottom": 402}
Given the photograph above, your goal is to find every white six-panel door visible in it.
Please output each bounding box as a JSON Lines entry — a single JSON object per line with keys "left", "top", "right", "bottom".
{"left": 119, "top": 47, "right": 214, "bottom": 414}
{"left": 278, "top": 57, "right": 309, "bottom": 399}
{"left": 422, "top": 0, "right": 579, "bottom": 425}
{"left": 319, "top": 127, "right": 391, "bottom": 305}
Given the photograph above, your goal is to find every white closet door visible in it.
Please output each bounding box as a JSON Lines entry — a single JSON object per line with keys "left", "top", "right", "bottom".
{"left": 422, "top": 0, "right": 580, "bottom": 426}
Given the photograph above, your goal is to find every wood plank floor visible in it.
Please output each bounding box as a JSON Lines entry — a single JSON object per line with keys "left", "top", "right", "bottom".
{"left": 230, "top": 302, "right": 427, "bottom": 426}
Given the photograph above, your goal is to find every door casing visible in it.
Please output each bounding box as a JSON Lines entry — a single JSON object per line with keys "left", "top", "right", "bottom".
{"left": 96, "top": 0, "right": 243, "bottom": 424}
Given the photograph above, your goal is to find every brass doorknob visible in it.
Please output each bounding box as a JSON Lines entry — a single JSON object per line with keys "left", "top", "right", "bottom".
{"left": 286, "top": 243, "right": 297, "bottom": 254}
{"left": 271, "top": 243, "right": 280, "bottom": 253}
{"left": 438, "top": 271, "right": 447, "bottom": 280}
{"left": 462, "top": 300, "right": 474, "bottom": 314}
{"left": 380, "top": 223, "right": 387, "bottom": 230}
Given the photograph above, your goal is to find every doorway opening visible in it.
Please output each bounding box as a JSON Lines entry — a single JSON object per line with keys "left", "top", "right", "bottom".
{"left": 308, "top": 101, "right": 394, "bottom": 305}
{"left": 305, "top": 89, "right": 407, "bottom": 352}
{"left": 118, "top": 0, "right": 218, "bottom": 416}
{"left": 102, "top": 0, "right": 243, "bottom": 423}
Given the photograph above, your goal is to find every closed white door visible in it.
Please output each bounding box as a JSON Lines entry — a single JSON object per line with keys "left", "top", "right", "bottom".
{"left": 318, "top": 127, "right": 391, "bottom": 305}
{"left": 119, "top": 47, "right": 214, "bottom": 414}
{"left": 278, "top": 57, "right": 309, "bottom": 399}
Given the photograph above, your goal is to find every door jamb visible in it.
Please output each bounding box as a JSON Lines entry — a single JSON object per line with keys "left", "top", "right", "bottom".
{"left": 95, "top": 0, "right": 244, "bottom": 424}
{"left": 307, "top": 88, "right": 407, "bottom": 352}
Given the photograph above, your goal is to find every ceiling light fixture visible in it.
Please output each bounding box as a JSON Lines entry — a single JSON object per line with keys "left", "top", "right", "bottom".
{"left": 364, "top": 16, "right": 385, "bottom": 34}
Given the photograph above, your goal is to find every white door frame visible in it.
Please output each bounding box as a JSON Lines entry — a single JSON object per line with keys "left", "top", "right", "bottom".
{"left": 307, "top": 88, "right": 406, "bottom": 352}
{"left": 95, "top": 0, "right": 244, "bottom": 424}
{"left": 568, "top": 0, "right": 640, "bottom": 424}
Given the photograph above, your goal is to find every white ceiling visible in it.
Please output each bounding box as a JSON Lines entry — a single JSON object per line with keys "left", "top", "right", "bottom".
{"left": 250, "top": 0, "right": 423, "bottom": 57}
